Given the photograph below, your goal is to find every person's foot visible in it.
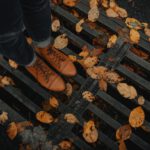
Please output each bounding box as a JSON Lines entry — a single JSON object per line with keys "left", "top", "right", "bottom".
{"left": 35, "top": 45, "right": 77, "bottom": 76}
{"left": 26, "top": 56, "right": 65, "bottom": 92}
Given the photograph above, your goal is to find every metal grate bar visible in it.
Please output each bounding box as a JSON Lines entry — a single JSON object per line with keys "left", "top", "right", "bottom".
{"left": 0, "top": 98, "right": 25, "bottom": 122}
{"left": 125, "top": 51, "right": 150, "bottom": 73}
{"left": 116, "top": 65, "right": 150, "bottom": 92}
{"left": 88, "top": 104, "right": 150, "bottom": 150}
{"left": 79, "top": 0, "right": 150, "bottom": 53}
{"left": 3, "top": 86, "right": 41, "bottom": 113}
{"left": 0, "top": 59, "right": 51, "bottom": 100}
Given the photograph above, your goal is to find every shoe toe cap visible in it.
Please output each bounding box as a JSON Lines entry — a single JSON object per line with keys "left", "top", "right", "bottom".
{"left": 62, "top": 62, "right": 77, "bottom": 76}
{"left": 49, "top": 76, "right": 65, "bottom": 92}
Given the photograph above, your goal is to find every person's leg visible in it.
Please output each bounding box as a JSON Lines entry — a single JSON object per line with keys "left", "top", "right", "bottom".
{"left": 0, "top": 0, "right": 35, "bottom": 66}
{"left": 20, "top": 0, "right": 51, "bottom": 48}
{"left": 20, "top": 0, "right": 77, "bottom": 76}
{"left": 0, "top": 0, "right": 65, "bottom": 91}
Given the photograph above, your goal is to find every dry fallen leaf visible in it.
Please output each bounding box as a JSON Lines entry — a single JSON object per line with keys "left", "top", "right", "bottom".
{"left": 64, "top": 113, "right": 79, "bottom": 124}
{"left": 64, "top": 83, "right": 73, "bottom": 96}
{"left": 107, "top": 34, "right": 117, "bottom": 48}
{"left": 68, "top": 55, "right": 77, "bottom": 62}
{"left": 88, "top": 6, "right": 100, "bottom": 22}
{"left": 51, "top": 19, "right": 60, "bottom": 32}
{"left": 16, "top": 121, "right": 33, "bottom": 133}
{"left": 83, "top": 120, "right": 98, "bottom": 143}
{"left": 129, "top": 106, "right": 145, "bottom": 128}
{"left": 76, "top": 19, "right": 85, "bottom": 33}
{"left": 125, "top": 18, "right": 142, "bottom": 30}
{"left": 117, "top": 83, "right": 137, "bottom": 100}
{"left": 63, "top": 0, "right": 78, "bottom": 7}
{"left": 106, "top": 1, "right": 127, "bottom": 18}
{"left": 26, "top": 37, "right": 32, "bottom": 45}
{"left": 115, "top": 7, "right": 128, "bottom": 18}
{"left": 83, "top": 56, "right": 99, "bottom": 68}
{"left": 49, "top": 96, "right": 59, "bottom": 108}
{"left": 70, "top": 9, "right": 80, "bottom": 18}
{"left": 8, "top": 59, "right": 18, "bottom": 69}
{"left": 119, "top": 140, "right": 127, "bottom": 150}
{"left": 59, "top": 140, "right": 72, "bottom": 150}
{"left": 86, "top": 67, "right": 100, "bottom": 79}
{"left": 102, "top": 0, "right": 109, "bottom": 8}
{"left": 7, "top": 122, "right": 18, "bottom": 140}
{"left": 105, "top": 71, "right": 124, "bottom": 83}
{"left": 109, "top": 0, "right": 117, "bottom": 8}
{"left": 138, "top": 96, "right": 145, "bottom": 105}
{"left": 0, "top": 76, "right": 15, "bottom": 87}
{"left": 130, "top": 47, "right": 149, "bottom": 60}
{"left": 90, "top": 48, "right": 104, "bottom": 57}
{"left": 86, "top": 66, "right": 108, "bottom": 80}
{"left": 89, "top": 0, "right": 99, "bottom": 8}
{"left": 130, "top": 29, "right": 140, "bottom": 44}
{"left": 0, "top": 111, "right": 8, "bottom": 124}
{"left": 82, "top": 91, "right": 95, "bottom": 102}
{"left": 99, "top": 79, "right": 107, "bottom": 92}
{"left": 106, "top": 8, "right": 119, "bottom": 18}
{"left": 116, "top": 124, "right": 132, "bottom": 141}
{"left": 36, "top": 111, "right": 54, "bottom": 124}
{"left": 53, "top": 34, "right": 69, "bottom": 49}
{"left": 79, "top": 51, "right": 89, "bottom": 58}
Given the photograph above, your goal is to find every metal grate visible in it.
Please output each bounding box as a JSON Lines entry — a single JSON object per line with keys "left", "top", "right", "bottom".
{"left": 0, "top": 1, "right": 150, "bottom": 149}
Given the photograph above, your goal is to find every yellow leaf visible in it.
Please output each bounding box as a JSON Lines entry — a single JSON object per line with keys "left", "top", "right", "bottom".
{"left": 89, "top": 0, "right": 99, "bottom": 8}
{"left": 0, "top": 111, "right": 8, "bottom": 124}
{"left": 64, "top": 113, "right": 79, "bottom": 124}
{"left": 68, "top": 55, "right": 77, "bottom": 62}
{"left": 102, "top": 0, "right": 109, "bottom": 8}
{"left": 138, "top": 96, "right": 145, "bottom": 106}
{"left": 63, "top": 0, "right": 79, "bottom": 7}
{"left": 119, "top": 141, "right": 127, "bottom": 150}
{"left": 107, "top": 34, "right": 117, "bottom": 48}
{"left": 7, "top": 122, "right": 17, "bottom": 140}
{"left": 125, "top": 18, "right": 142, "bottom": 30}
{"left": 49, "top": 96, "right": 59, "bottom": 108}
{"left": 59, "top": 140, "right": 72, "bottom": 150}
{"left": 53, "top": 34, "right": 68, "bottom": 49}
{"left": 117, "top": 83, "right": 137, "bottom": 100}
{"left": 64, "top": 83, "right": 73, "bottom": 96}
{"left": 82, "top": 91, "right": 95, "bottom": 102}
{"left": 36, "top": 111, "right": 54, "bottom": 124}
{"left": 8, "top": 59, "right": 18, "bottom": 69}
{"left": 88, "top": 6, "right": 100, "bottom": 22}
{"left": 83, "top": 56, "right": 99, "bottom": 68}
{"left": 106, "top": 8, "right": 119, "bottom": 18}
{"left": 16, "top": 121, "right": 33, "bottom": 133}
{"left": 51, "top": 19, "right": 60, "bottom": 32}
{"left": 76, "top": 19, "right": 84, "bottom": 33}
{"left": 83, "top": 120, "right": 98, "bottom": 143}
{"left": 130, "top": 29, "right": 140, "bottom": 44}
{"left": 129, "top": 106, "right": 145, "bottom": 128}
{"left": 116, "top": 124, "right": 132, "bottom": 141}
{"left": 99, "top": 79, "right": 107, "bottom": 92}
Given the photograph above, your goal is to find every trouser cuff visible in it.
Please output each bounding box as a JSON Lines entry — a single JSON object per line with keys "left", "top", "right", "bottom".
{"left": 32, "top": 36, "right": 51, "bottom": 48}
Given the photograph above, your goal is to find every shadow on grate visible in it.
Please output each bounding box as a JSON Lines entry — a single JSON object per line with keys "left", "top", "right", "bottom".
{"left": 0, "top": 1, "right": 150, "bottom": 150}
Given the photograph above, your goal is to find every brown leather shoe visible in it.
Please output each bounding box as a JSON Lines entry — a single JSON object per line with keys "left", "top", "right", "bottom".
{"left": 36, "top": 46, "right": 77, "bottom": 76}
{"left": 26, "top": 56, "right": 65, "bottom": 92}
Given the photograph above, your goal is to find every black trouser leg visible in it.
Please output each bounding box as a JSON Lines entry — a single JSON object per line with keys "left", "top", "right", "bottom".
{"left": 0, "top": 0, "right": 35, "bottom": 66}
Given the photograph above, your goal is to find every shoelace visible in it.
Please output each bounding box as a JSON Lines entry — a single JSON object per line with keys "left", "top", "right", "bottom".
{"left": 46, "top": 49, "right": 66, "bottom": 69}
{"left": 33, "top": 58, "right": 55, "bottom": 83}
